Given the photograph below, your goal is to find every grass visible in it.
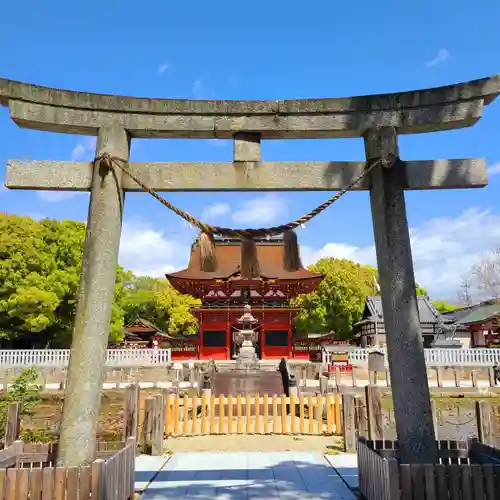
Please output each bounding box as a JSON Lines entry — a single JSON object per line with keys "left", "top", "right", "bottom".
{"left": 17, "top": 388, "right": 159, "bottom": 443}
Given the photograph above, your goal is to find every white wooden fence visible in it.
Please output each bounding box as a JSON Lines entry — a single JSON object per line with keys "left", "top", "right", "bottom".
{"left": 2, "top": 347, "right": 500, "bottom": 368}
{"left": 0, "top": 348, "right": 172, "bottom": 367}
{"left": 323, "top": 348, "right": 500, "bottom": 367}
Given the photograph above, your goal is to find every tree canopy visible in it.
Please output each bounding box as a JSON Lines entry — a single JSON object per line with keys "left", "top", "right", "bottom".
{"left": 292, "top": 257, "right": 458, "bottom": 339}
{"left": 292, "top": 258, "right": 376, "bottom": 338}
{"left": 120, "top": 275, "right": 201, "bottom": 336}
{"left": 0, "top": 212, "right": 460, "bottom": 347}
{"left": 0, "top": 213, "right": 200, "bottom": 348}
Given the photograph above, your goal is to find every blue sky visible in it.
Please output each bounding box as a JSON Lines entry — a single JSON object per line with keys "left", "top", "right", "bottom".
{"left": 1, "top": 0, "right": 500, "bottom": 302}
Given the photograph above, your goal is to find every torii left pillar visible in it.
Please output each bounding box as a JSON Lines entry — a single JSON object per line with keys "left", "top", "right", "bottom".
{"left": 57, "top": 127, "right": 128, "bottom": 466}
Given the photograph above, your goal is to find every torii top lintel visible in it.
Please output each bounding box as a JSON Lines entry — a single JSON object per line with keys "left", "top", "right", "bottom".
{"left": 0, "top": 75, "right": 499, "bottom": 139}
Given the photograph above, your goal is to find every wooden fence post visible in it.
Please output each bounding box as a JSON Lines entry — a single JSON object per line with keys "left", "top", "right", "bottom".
{"left": 334, "top": 367, "right": 341, "bottom": 388}
{"left": 91, "top": 458, "right": 104, "bottom": 499}
{"left": 319, "top": 375, "right": 328, "bottom": 396}
{"left": 488, "top": 367, "right": 496, "bottom": 387}
{"left": 365, "top": 385, "right": 383, "bottom": 441}
{"left": 356, "top": 396, "right": 368, "bottom": 438}
{"left": 476, "top": 401, "right": 492, "bottom": 445}
{"left": 351, "top": 368, "right": 357, "bottom": 388}
{"left": 471, "top": 369, "right": 478, "bottom": 389}
{"left": 141, "top": 396, "right": 155, "bottom": 454}
{"left": 4, "top": 402, "right": 21, "bottom": 447}
{"left": 342, "top": 394, "right": 356, "bottom": 452}
{"left": 436, "top": 367, "right": 443, "bottom": 388}
{"left": 384, "top": 368, "right": 390, "bottom": 387}
{"left": 0, "top": 370, "right": 5, "bottom": 393}
{"left": 123, "top": 385, "right": 139, "bottom": 440}
{"left": 152, "top": 394, "right": 165, "bottom": 456}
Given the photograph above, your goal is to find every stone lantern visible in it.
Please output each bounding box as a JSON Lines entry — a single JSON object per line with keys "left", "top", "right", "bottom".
{"left": 234, "top": 304, "right": 259, "bottom": 369}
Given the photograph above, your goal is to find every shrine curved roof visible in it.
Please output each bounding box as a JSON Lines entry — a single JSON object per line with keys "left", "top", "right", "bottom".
{"left": 166, "top": 241, "right": 323, "bottom": 281}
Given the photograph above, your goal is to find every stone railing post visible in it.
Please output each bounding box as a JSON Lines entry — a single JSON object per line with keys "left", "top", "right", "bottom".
{"left": 365, "top": 126, "right": 437, "bottom": 464}
{"left": 57, "top": 126, "right": 129, "bottom": 467}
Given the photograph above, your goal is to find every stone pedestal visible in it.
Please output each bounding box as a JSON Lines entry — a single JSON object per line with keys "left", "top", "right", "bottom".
{"left": 431, "top": 339, "right": 462, "bottom": 348}
{"left": 235, "top": 329, "right": 259, "bottom": 370}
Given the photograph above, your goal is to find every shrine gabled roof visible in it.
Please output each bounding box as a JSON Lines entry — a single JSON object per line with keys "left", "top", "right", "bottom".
{"left": 358, "top": 295, "right": 444, "bottom": 325}
{"left": 123, "top": 317, "right": 200, "bottom": 341}
{"left": 454, "top": 302, "right": 500, "bottom": 325}
{"left": 124, "top": 316, "right": 162, "bottom": 333}
{"left": 166, "top": 239, "right": 323, "bottom": 281}
{"left": 439, "top": 299, "right": 500, "bottom": 325}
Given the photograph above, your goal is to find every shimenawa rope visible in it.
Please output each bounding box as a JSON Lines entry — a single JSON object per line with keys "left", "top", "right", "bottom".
{"left": 94, "top": 153, "right": 387, "bottom": 239}
{"left": 95, "top": 153, "right": 390, "bottom": 275}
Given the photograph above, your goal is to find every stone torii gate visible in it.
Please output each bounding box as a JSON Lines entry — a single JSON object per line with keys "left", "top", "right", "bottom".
{"left": 1, "top": 75, "right": 499, "bottom": 466}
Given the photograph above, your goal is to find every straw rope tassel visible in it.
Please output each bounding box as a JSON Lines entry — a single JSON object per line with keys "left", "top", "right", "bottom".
{"left": 199, "top": 231, "right": 217, "bottom": 272}
{"left": 241, "top": 237, "right": 261, "bottom": 279}
{"left": 283, "top": 229, "right": 302, "bottom": 271}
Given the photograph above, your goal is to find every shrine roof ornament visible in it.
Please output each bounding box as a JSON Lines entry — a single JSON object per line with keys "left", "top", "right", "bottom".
{"left": 0, "top": 74, "right": 499, "bottom": 138}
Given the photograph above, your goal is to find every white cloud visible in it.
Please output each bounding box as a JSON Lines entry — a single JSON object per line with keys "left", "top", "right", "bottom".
{"left": 158, "top": 62, "right": 169, "bottom": 74}
{"left": 71, "top": 144, "right": 86, "bottom": 161}
{"left": 72, "top": 136, "right": 96, "bottom": 161}
{"left": 202, "top": 202, "right": 231, "bottom": 220}
{"left": 487, "top": 162, "right": 500, "bottom": 176}
{"left": 425, "top": 48, "right": 450, "bottom": 68}
{"left": 231, "top": 195, "right": 288, "bottom": 225}
{"left": 302, "top": 207, "right": 500, "bottom": 302}
{"left": 119, "top": 220, "right": 191, "bottom": 278}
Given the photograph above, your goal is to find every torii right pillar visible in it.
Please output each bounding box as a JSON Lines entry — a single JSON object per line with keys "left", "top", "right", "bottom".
{"left": 365, "top": 126, "right": 437, "bottom": 464}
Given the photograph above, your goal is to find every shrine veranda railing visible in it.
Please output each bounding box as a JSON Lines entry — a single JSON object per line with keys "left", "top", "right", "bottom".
{"left": 0, "top": 347, "right": 498, "bottom": 367}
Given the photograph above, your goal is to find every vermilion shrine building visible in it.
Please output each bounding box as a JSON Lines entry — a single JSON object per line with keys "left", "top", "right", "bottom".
{"left": 165, "top": 234, "right": 324, "bottom": 361}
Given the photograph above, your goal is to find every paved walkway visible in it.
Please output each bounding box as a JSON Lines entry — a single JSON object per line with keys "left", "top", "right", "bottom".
{"left": 135, "top": 452, "right": 358, "bottom": 499}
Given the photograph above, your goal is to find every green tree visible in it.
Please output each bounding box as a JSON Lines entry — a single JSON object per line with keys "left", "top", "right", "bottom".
{"left": 0, "top": 214, "right": 126, "bottom": 347}
{"left": 292, "top": 258, "right": 376, "bottom": 338}
{"left": 0, "top": 368, "right": 42, "bottom": 439}
{"left": 364, "top": 266, "right": 428, "bottom": 298}
{"left": 120, "top": 275, "right": 201, "bottom": 336}
{"left": 432, "top": 300, "right": 458, "bottom": 313}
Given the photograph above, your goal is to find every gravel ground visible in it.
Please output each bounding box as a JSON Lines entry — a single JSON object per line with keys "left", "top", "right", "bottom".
{"left": 165, "top": 434, "right": 344, "bottom": 453}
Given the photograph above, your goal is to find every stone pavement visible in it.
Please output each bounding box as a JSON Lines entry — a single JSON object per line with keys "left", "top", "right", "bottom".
{"left": 135, "top": 452, "right": 358, "bottom": 499}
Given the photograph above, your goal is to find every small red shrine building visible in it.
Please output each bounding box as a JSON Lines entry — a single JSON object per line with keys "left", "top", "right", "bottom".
{"left": 166, "top": 235, "right": 324, "bottom": 361}
{"left": 118, "top": 317, "right": 199, "bottom": 359}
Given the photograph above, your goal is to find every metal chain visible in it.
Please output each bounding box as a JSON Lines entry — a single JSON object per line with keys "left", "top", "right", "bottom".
{"left": 95, "top": 153, "right": 387, "bottom": 238}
